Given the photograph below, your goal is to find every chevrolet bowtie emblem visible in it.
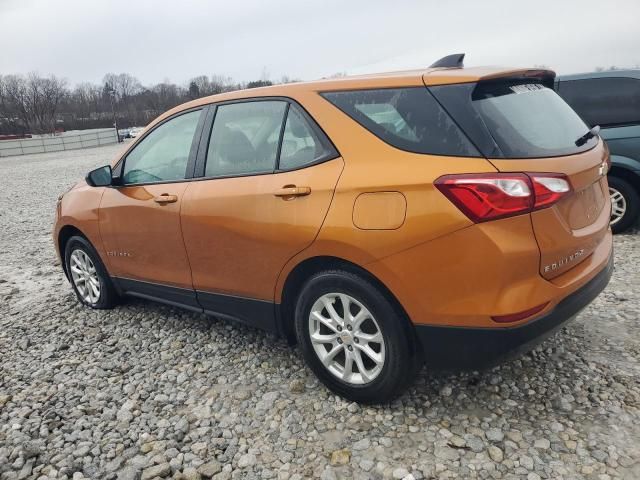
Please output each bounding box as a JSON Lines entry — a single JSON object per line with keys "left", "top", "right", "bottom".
{"left": 598, "top": 161, "right": 607, "bottom": 177}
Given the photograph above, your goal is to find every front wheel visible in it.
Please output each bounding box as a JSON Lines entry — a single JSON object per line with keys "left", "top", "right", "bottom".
{"left": 294, "top": 270, "right": 420, "bottom": 403}
{"left": 609, "top": 176, "right": 639, "bottom": 234}
{"left": 64, "top": 235, "right": 118, "bottom": 309}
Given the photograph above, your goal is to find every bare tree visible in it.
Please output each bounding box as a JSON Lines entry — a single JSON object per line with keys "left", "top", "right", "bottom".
{"left": 29, "top": 73, "right": 68, "bottom": 133}
{"left": 1, "top": 75, "right": 32, "bottom": 132}
{"left": 0, "top": 73, "right": 67, "bottom": 134}
{"left": 189, "top": 75, "right": 212, "bottom": 96}
{"left": 210, "top": 75, "right": 235, "bottom": 94}
{"left": 188, "top": 75, "right": 235, "bottom": 97}
{"left": 102, "top": 73, "right": 142, "bottom": 101}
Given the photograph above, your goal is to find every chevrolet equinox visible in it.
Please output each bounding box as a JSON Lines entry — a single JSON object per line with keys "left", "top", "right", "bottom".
{"left": 54, "top": 54, "right": 614, "bottom": 403}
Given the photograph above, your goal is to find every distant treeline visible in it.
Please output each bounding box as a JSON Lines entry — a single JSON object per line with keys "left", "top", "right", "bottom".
{"left": 2, "top": 64, "right": 631, "bottom": 135}
{"left": 0, "top": 72, "right": 296, "bottom": 135}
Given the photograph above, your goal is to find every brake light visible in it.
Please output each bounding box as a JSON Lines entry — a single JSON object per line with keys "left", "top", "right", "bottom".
{"left": 435, "top": 173, "right": 571, "bottom": 223}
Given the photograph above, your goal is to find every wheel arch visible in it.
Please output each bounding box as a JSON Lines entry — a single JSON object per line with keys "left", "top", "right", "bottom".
{"left": 58, "top": 225, "right": 89, "bottom": 279}
{"left": 277, "top": 255, "right": 420, "bottom": 356}
{"left": 609, "top": 163, "right": 640, "bottom": 195}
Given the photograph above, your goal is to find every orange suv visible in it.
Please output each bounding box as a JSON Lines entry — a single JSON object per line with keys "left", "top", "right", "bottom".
{"left": 54, "top": 55, "right": 613, "bottom": 403}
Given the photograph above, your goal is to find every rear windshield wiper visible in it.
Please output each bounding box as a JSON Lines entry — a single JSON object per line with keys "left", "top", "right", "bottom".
{"left": 575, "top": 125, "right": 600, "bottom": 147}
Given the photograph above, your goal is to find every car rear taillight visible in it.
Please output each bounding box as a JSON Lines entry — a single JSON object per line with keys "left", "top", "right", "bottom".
{"left": 530, "top": 175, "right": 571, "bottom": 210}
{"left": 435, "top": 173, "right": 571, "bottom": 223}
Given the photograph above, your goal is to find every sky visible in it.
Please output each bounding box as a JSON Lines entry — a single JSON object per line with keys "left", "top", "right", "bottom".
{"left": 1, "top": 0, "right": 639, "bottom": 87}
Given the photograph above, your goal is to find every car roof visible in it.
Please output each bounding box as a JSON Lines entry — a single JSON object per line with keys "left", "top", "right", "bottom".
{"left": 558, "top": 69, "right": 640, "bottom": 81}
{"left": 147, "top": 66, "right": 554, "bottom": 129}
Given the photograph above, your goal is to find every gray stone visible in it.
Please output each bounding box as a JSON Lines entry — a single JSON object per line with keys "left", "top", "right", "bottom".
{"left": 465, "top": 435, "right": 484, "bottom": 453}
{"left": 393, "top": 468, "right": 409, "bottom": 479}
{"left": 534, "top": 438, "right": 550, "bottom": 450}
{"left": 117, "top": 467, "right": 140, "bottom": 480}
{"left": 486, "top": 428, "right": 504, "bottom": 442}
{"left": 352, "top": 438, "right": 370, "bottom": 451}
{"left": 140, "top": 463, "right": 171, "bottom": 480}
{"left": 434, "top": 447, "right": 459, "bottom": 461}
{"left": 359, "top": 460, "right": 374, "bottom": 472}
{"left": 197, "top": 461, "right": 222, "bottom": 478}
{"left": 519, "top": 455, "right": 534, "bottom": 470}
{"left": 105, "top": 457, "right": 124, "bottom": 472}
{"left": 182, "top": 467, "right": 201, "bottom": 480}
{"left": 237, "top": 453, "right": 256, "bottom": 468}
{"left": 288, "top": 379, "right": 305, "bottom": 394}
{"left": 488, "top": 445, "right": 504, "bottom": 463}
{"left": 440, "top": 386, "right": 453, "bottom": 397}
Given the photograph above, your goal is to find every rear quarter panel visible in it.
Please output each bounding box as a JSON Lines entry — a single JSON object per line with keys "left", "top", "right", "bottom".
{"left": 274, "top": 89, "right": 496, "bottom": 301}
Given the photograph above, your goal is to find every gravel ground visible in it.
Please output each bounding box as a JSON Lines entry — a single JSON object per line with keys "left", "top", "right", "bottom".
{"left": 0, "top": 144, "right": 639, "bottom": 480}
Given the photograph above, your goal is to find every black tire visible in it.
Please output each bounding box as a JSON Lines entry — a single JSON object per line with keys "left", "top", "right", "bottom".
{"left": 64, "top": 235, "right": 119, "bottom": 309}
{"left": 294, "top": 269, "right": 420, "bottom": 403}
{"left": 608, "top": 175, "right": 640, "bottom": 234}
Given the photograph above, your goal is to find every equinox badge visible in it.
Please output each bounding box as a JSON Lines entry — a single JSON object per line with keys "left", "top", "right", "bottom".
{"left": 543, "top": 249, "right": 585, "bottom": 273}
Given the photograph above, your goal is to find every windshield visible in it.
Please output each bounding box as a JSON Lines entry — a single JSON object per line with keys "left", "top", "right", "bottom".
{"left": 472, "top": 81, "right": 597, "bottom": 158}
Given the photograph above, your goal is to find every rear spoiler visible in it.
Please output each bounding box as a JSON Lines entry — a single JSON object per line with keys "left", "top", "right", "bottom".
{"left": 478, "top": 69, "right": 556, "bottom": 88}
{"left": 424, "top": 65, "right": 556, "bottom": 88}
{"left": 428, "top": 53, "right": 555, "bottom": 86}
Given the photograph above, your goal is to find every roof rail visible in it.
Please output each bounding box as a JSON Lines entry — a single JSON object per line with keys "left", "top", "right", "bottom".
{"left": 429, "top": 53, "right": 465, "bottom": 69}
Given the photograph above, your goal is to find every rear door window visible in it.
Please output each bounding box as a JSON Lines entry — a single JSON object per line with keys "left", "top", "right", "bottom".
{"left": 278, "top": 104, "right": 337, "bottom": 170}
{"left": 205, "top": 101, "right": 287, "bottom": 177}
{"left": 558, "top": 77, "right": 640, "bottom": 127}
{"left": 322, "top": 88, "right": 479, "bottom": 157}
{"left": 471, "top": 82, "right": 595, "bottom": 158}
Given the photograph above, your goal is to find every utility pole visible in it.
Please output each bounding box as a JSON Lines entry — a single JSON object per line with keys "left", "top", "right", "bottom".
{"left": 109, "top": 89, "right": 121, "bottom": 143}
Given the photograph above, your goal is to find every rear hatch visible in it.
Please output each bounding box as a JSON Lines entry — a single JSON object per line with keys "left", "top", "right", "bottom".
{"left": 429, "top": 74, "right": 610, "bottom": 280}
{"left": 490, "top": 145, "right": 609, "bottom": 280}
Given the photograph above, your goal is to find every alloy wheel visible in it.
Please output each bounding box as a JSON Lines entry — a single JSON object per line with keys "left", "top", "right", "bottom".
{"left": 610, "top": 186, "right": 627, "bottom": 226}
{"left": 69, "top": 249, "right": 101, "bottom": 304}
{"left": 308, "top": 293, "right": 385, "bottom": 385}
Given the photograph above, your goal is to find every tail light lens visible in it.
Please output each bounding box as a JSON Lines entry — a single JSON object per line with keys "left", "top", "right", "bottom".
{"left": 531, "top": 175, "right": 571, "bottom": 210}
{"left": 435, "top": 173, "right": 571, "bottom": 223}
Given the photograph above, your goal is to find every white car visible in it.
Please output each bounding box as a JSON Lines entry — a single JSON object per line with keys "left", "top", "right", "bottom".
{"left": 129, "top": 127, "right": 144, "bottom": 138}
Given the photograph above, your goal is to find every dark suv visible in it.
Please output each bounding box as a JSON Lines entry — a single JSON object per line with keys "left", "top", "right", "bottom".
{"left": 556, "top": 70, "right": 640, "bottom": 233}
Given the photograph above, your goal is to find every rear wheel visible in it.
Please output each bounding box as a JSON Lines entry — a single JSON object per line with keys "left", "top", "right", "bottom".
{"left": 64, "top": 235, "right": 118, "bottom": 309}
{"left": 609, "top": 175, "right": 639, "bottom": 233}
{"left": 294, "top": 270, "right": 420, "bottom": 403}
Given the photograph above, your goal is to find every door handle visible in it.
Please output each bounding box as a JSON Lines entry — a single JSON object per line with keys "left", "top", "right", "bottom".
{"left": 274, "top": 186, "right": 311, "bottom": 198}
{"left": 153, "top": 194, "right": 178, "bottom": 204}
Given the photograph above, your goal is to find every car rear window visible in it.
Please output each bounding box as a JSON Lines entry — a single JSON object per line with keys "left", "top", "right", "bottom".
{"left": 471, "top": 81, "right": 596, "bottom": 158}
{"left": 321, "top": 88, "right": 480, "bottom": 157}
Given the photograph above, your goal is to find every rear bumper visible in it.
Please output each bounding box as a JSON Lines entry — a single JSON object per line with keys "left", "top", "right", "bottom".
{"left": 415, "top": 251, "right": 613, "bottom": 369}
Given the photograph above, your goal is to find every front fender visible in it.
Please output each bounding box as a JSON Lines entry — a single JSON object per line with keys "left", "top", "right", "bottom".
{"left": 53, "top": 185, "right": 109, "bottom": 272}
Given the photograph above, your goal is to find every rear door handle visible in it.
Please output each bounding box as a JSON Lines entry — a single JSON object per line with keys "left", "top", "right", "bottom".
{"left": 274, "top": 186, "right": 311, "bottom": 198}
{"left": 154, "top": 194, "right": 178, "bottom": 204}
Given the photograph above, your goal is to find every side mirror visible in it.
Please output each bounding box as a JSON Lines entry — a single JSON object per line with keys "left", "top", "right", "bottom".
{"left": 86, "top": 165, "right": 112, "bottom": 187}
